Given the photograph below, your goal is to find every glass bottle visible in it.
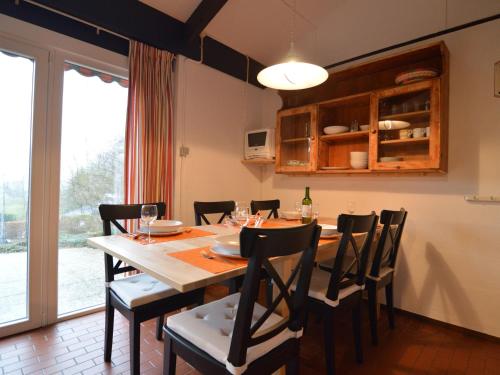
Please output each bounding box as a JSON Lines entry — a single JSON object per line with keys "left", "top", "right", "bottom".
{"left": 301, "top": 187, "right": 313, "bottom": 224}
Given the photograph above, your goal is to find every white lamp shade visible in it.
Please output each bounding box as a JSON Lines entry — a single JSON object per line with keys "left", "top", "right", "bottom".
{"left": 257, "top": 61, "right": 328, "bottom": 90}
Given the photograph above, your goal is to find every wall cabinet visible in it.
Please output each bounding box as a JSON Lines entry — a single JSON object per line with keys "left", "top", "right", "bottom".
{"left": 275, "top": 42, "right": 449, "bottom": 175}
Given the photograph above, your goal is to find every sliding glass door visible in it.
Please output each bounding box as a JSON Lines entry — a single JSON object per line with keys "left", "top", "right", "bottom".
{"left": 57, "top": 62, "right": 128, "bottom": 316}
{"left": 0, "top": 37, "right": 49, "bottom": 337}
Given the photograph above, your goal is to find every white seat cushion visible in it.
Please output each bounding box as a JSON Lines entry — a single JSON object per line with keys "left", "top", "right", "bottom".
{"left": 166, "top": 293, "right": 300, "bottom": 375}
{"left": 292, "top": 268, "right": 362, "bottom": 308}
{"left": 110, "top": 273, "right": 178, "bottom": 308}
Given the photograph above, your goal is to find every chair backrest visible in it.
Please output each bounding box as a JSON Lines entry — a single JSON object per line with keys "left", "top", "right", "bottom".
{"left": 227, "top": 221, "right": 321, "bottom": 368}
{"left": 369, "top": 208, "right": 407, "bottom": 278}
{"left": 193, "top": 201, "right": 235, "bottom": 225}
{"left": 98, "top": 202, "right": 166, "bottom": 282}
{"left": 250, "top": 199, "right": 280, "bottom": 219}
{"left": 326, "top": 213, "right": 378, "bottom": 302}
{"left": 99, "top": 202, "right": 166, "bottom": 235}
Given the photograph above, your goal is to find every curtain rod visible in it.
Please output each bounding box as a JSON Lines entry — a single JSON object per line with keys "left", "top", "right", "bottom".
{"left": 22, "top": 0, "right": 130, "bottom": 42}
{"left": 323, "top": 13, "right": 500, "bottom": 70}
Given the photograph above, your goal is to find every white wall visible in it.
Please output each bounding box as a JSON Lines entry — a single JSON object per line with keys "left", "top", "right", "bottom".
{"left": 172, "top": 58, "right": 265, "bottom": 225}
{"left": 260, "top": 20, "right": 500, "bottom": 337}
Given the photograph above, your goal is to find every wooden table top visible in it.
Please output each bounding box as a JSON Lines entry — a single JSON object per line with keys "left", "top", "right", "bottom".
{"left": 87, "top": 221, "right": 344, "bottom": 293}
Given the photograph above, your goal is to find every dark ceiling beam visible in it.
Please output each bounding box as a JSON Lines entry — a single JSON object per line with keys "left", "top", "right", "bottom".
{"left": 184, "top": 0, "right": 228, "bottom": 43}
{"left": 0, "top": 0, "right": 265, "bottom": 87}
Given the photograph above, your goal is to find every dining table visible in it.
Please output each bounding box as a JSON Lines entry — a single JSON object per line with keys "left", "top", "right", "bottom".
{"left": 87, "top": 219, "right": 355, "bottom": 297}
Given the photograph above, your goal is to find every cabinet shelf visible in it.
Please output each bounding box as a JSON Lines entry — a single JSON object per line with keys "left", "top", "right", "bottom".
{"left": 379, "top": 110, "right": 430, "bottom": 122}
{"left": 320, "top": 130, "right": 369, "bottom": 143}
{"left": 281, "top": 137, "right": 310, "bottom": 144}
{"left": 317, "top": 168, "right": 371, "bottom": 174}
{"left": 380, "top": 137, "right": 429, "bottom": 145}
{"left": 241, "top": 158, "right": 275, "bottom": 165}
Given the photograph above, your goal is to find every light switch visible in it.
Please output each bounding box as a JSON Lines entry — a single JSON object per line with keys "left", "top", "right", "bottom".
{"left": 179, "top": 146, "right": 189, "bottom": 157}
{"left": 495, "top": 61, "right": 500, "bottom": 97}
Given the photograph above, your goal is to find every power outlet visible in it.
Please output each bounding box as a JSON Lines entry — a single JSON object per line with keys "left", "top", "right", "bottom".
{"left": 179, "top": 145, "right": 190, "bottom": 157}
{"left": 495, "top": 61, "right": 500, "bottom": 97}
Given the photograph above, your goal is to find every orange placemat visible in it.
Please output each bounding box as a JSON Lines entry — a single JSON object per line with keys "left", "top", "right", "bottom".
{"left": 167, "top": 246, "right": 248, "bottom": 274}
{"left": 122, "top": 228, "right": 215, "bottom": 245}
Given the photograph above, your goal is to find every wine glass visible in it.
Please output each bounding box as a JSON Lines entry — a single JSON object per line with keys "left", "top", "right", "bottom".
{"left": 347, "top": 201, "right": 356, "bottom": 215}
{"left": 141, "top": 204, "right": 158, "bottom": 244}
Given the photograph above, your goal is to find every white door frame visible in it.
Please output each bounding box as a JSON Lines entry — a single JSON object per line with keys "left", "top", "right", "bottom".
{"left": 0, "top": 35, "right": 49, "bottom": 338}
{"left": 45, "top": 49, "right": 128, "bottom": 324}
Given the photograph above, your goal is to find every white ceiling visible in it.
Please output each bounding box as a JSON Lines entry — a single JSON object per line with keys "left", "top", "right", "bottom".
{"left": 140, "top": 0, "right": 500, "bottom": 68}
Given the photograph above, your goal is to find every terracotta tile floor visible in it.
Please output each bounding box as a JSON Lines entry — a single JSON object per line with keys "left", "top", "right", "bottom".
{"left": 1, "top": 286, "right": 500, "bottom": 375}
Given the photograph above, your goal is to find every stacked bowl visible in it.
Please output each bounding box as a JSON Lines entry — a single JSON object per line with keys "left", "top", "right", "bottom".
{"left": 350, "top": 151, "right": 368, "bottom": 169}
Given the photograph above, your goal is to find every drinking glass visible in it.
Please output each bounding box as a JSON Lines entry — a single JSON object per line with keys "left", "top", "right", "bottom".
{"left": 313, "top": 203, "right": 320, "bottom": 220}
{"left": 141, "top": 204, "right": 158, "bottom": 244}
{"left": 347, "top": 201, "right": 356, "bottom": 214}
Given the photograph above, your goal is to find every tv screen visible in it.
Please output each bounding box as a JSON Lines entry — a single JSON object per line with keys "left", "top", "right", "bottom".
{"left": 248, "top": 132, "right": 267, "bottom": 147}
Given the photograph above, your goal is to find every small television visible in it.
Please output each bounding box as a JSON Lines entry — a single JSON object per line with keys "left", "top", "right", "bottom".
{"left": 244, "top": 128, "right": 275, "bottom": 160}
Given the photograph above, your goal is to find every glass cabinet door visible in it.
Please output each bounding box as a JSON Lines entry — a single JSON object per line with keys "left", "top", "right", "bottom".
{"left": 276, "top": 105, "right": 317, "bottom": 173}
{"left": 371, "top": 79, "right": 441, "bottom": 170}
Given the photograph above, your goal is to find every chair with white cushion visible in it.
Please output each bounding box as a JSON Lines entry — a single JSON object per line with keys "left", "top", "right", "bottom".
{"left": 163, "top": 221, "right": 321, "bottom": 375}
{"left": 99, "top": 203, "right": 204, "bottom": 375}
{"left": 301, "top": 213, "right": 378, "bottom": 375}
{"left": 366, "top": 208, "right": 407, "bottom": 345}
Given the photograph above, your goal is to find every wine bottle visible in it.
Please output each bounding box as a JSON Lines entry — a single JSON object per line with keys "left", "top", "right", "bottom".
{"left": 301, "top": 186, "right": 312, "bottom": 224}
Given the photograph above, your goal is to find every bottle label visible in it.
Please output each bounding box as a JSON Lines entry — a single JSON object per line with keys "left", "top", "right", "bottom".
{"left": 301, "top": 204, "right": 312, "bottom": 218}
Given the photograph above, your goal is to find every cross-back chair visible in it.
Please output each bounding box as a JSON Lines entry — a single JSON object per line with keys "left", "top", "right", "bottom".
{"left": 99, "top": 203, "right": 205, "bottom": 375}
{"left": 250, "top": 199, "right": 280, "bottom": 219}
{"left": 194, "top": 201, "right": 235, "bottom": 226}
{"left": 366, "top": 208, "right": 407, "bottom": 345}
{"left": 163, "top": 221, "right": 322, "bottom": 375}
{"left": 300, "top": 213, "right": 378, "bottom": 375}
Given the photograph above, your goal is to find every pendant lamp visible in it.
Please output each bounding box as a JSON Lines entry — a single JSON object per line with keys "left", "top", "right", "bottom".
{"left": 257, "top": 1, "right": 328, "bottom": 90}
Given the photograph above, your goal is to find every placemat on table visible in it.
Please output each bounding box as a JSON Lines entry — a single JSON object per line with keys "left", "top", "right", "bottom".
{"left": 167, "top": 246, "right": 248, "bottom": 274}
{"left": 122, "top": 228, "right": 215, "bottom": 245}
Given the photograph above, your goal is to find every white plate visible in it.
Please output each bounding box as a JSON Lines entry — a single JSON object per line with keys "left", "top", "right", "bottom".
{"left": 378, "top": 120, "right": 411, "bottom": 130}
{"left": 137, "top": 227, "right": 184, "bottom": 236}
{"left": 211, "top": 245, "right": 244, "bottom": 259}
{"left": 214, "top": 234, "right": 240, "bottom": 252}
{"left": 324, "top": 125, "right": 349, "bottom": 135}
{"left": 148, "top": 220, "right": 183, "bottom": 233}
{"left": 281, "top": 210, "right": 301, "bottom": 220}
{"left": 319, "top": 224, "right": 338, "bottom": 236}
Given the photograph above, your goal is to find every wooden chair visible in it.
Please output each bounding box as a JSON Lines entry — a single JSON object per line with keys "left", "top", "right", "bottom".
{"left": 99, "top": 203, "right": 205, "bottom": 375}
{"left": 250, "top": 199, "right": 280, "bottom": 219}
{"left": 299, "top": 213, "right": 378, "bottom": 375}
{"left": 163, "top": 221, "right": 322, "bottom": 375}
{"left": 194, "top": 201, "right": 235, "bottom": 226}
{"left": 193, "top": 200, "right": 251, "bottom": 295}
{"left": 366, "top": 208, "right": 407, "bottom": 345}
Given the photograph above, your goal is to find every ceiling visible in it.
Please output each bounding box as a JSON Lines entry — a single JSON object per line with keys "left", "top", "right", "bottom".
{"left": 140, "top": 0, "right": 500, "bottom": 68}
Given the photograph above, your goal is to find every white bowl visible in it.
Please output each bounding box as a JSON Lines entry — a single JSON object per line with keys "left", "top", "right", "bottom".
{"left": 281, "top": 210, "right": 301, "bottom": 220}
{"left": 350, "top": 152, "right": 368, "bottom": 160}
{"left": 350, "top": 160, "right": 368, "bottom": 169}
{"left": 378, "top": 120, "right": 410, "bottom": 130}
{"left": 214, "top": 234, "right": 240, "bottom": 253}
{"left": 359, "top": 125, "right": 369, "bottom": 131}
{"left": 319, "top": 224, "right": 338, "bottom": 236}
{"left": 148, "top": 220, "right": 183, "bottom": 233}
{"left": 324, "top": 126, "right": 349, "bottom": 135}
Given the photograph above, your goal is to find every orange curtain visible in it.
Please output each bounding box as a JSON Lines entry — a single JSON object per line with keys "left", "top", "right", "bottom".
{"left": 124, "top": 41, "right": 174, "bottom": 219}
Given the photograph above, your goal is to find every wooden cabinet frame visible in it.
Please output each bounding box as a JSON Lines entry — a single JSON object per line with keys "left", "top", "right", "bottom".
{"left": 274, "top": 41, "right": 449, "bottom": 175}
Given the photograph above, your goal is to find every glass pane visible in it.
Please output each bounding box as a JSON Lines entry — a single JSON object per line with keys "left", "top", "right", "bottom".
{"left": 377, "top": 88, "right": 431, "bottom": 163}
{"left": 0, "top": 50, "right": 34, "bottom": 325}
{"left": 58, "top": 64, "right": 128, "bottom": 316}
{"left": 280, "top": 112, "right": 311, "bottom": 167}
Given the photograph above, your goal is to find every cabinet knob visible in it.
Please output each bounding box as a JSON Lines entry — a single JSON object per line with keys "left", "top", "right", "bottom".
{"left": 371, "top": 129, "right": 377, "bottom": 134}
